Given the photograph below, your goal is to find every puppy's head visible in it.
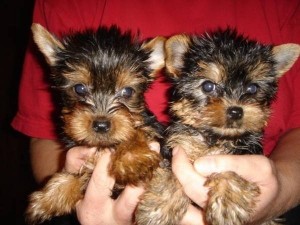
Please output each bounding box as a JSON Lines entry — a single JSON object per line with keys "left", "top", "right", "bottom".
{"left": 31, "top": 23, "right": 165, "bottom": 147}
{"left": 165, "top": 28, "right": 299, "bottom": 137}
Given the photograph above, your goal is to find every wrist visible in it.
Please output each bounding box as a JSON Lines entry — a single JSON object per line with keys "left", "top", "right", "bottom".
{"left": 270, "top": 159, "right": 300, "bottom": 216}
{"left": 267, "top": 129, "right": 300, "bottom": 218}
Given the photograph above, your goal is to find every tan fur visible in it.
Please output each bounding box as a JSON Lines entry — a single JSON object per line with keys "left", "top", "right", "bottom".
{"left": 165, "top": 34, "right": 191, "bottom": 77}
{"left": 110, "top": 130, "right": 161, "bottom": 185}
{"left": 31, "top": 23, "right": 64, "bottom": 65}
{"left": 26, "top": 170, "right": 91, "bottom": 223}
{"left": 205, "top": 172, "right": 260, "bottom": 225}
{"left": 116, "top": 70, "right": 148, "bottom": 93}
{"left": 171, "top": 98, "right": 203, "bottom": 126}
{"left": 62, "top": 64, "right": 91, "bottom": 85}
{"left": 248, "top": 62, "right": 272, "bottom": 80}
{"left": 197, "top": 62, "right": 225, "bottom": 83}
{"left": 27, "top": 127, "right": 161, "bottom": 225}
{"left": 136, "top": 167, "right": 190, "bottom": 225}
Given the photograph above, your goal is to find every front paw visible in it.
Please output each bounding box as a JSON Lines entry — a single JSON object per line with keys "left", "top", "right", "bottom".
{"left": 110, "top": 150, "right": 161, "bottom": 185}
{"left": 205, "top": 171, "right": 260, "bottom": 225}
{"left": 26, "top": 172, "right": 84, "bottom": 224}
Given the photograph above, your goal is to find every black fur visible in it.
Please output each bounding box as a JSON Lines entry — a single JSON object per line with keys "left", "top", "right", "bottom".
{"left": 173, "top": 29, "right": 277, "bottom": 107}
{"left": 46, "top": 25, "right": 163, "bottom": 148}
{"left": 163, "top": 28, "right": 281, "bottom": 159}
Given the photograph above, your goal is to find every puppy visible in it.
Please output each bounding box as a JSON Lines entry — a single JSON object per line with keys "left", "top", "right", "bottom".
{"left": 136, "top": 28, "right": 300, "bottom": 225}
{"left": 26, "top": 24, "right": 165, "bottom": 224}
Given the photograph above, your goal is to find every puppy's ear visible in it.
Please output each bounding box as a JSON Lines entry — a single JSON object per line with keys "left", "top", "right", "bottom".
{"left": 31, "top": 23, "right": 64, "bottom": 66}
{"left": 272, "top": 43, "right": 300, "bottom": 78}
{"left": 165, "top": 34, "right": 190, "bottom": 78}
{"left": 142, "top": 36, "right": 166, "bottom": 77}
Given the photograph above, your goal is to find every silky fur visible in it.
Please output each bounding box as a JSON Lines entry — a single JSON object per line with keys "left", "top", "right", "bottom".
{"left": 26, "top": 24, "right": 165, "bottom": 224}
{"left": 136, "top": 29, "right": 300, "bottom": 225}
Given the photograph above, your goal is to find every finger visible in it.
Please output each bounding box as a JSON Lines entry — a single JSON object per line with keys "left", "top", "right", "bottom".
{"left": 148, "top": 141, "right": 160, "bottom": 153}
{"left": 180, "top": 205, "right": 205, "bottom": 225}
{"left": 68, "top": 146, "right": 97, "bottom": 160}
{"left": 194, "top": 154, "right": 273, "bottom": 182}
{"left": 75, "top": 151, "right": 115, "bottom": 225}
{"left": 172, "top": 147, "right": 208, "bottom": 207}
{"left": 65, "top": 146, "right": 97, "bottom": 173}
{"left": 84, "top": 150, "right": 115, "bottom": 205}
{"left": 80, "top": 146, "right": 97, "bottom": 158}
{"left": 114, "top": 185, "right": 145, "bottom": 223}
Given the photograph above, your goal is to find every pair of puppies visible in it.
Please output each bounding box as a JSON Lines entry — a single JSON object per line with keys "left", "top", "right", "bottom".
{"left": 27, "top": 24, "right": 300, "bottom": 225}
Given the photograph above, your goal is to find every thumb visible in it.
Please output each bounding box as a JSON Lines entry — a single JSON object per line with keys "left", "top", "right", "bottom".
{"left": 193, "top": 155, "right": 236, "bottom": 176}
{"left": 193, "top": 154, "right": 269, "bottom": 181}
{"left": 114, "top": 185, "right": 145, "bottom": 223}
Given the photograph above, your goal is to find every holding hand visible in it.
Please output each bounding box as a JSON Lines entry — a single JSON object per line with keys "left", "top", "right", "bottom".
{"left": 65, "top": 148, "right": 144, "bottom": 225}
{"left": 65, "top": 142, "right": 160, "bottom": 225}
{"left": 75, "top": 150, "right": 144, "bottom": 225}
{"left": 172, "top": 147, "right": 280, "bottom": 225}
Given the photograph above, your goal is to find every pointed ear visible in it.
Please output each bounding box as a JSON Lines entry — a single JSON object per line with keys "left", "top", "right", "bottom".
{"left": 272, "top": 43, "right": 300, "bottom": 78}
{"left": 31, "top": 23, "right": 64, "bottom": 65}
{"left": 141, "top": 36, "right": 166, "bottom": 77}
{"left": 165, "top": 34, "right": 191, "bottom": 78}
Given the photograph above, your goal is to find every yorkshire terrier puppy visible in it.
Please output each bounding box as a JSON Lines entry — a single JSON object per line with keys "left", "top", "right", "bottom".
{"left": 26, "top": 24, "right": 165, "bottom": 224}
{"left": 136, "top": 29, "right": 300, "bottom": 225}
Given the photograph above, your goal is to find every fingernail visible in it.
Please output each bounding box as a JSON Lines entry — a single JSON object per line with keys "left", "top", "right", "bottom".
{"left": 91, "top": 147, "right": 97, "bottom": 152}
{"left": 88, "top": 147, "right": 97, "bottom": 156}
{"left": 149, "top": 142, "right": 160, "bottom": 152}
{"left": 172, "top": 147, "right": 179, "bottom": 156}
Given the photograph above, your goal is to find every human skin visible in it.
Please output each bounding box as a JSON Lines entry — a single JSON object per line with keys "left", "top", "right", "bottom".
{"left": 30, "top": 138, "right": 159, "bottom": 224}
{"left": 29, "top": 128, "right": 300, "bottom": 224}
{"left": 173, "top": 128, "right": 300, "bottom": 224}
{"left": 30, "top": 138, "right": 66, "bottom": 184}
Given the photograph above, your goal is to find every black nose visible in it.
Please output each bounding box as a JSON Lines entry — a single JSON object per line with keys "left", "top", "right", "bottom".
{"left": 227, "top": 106, "right": 243, "bottom": 120}
{"left": 92, "top": 120, "right": 111, "bottom": 133}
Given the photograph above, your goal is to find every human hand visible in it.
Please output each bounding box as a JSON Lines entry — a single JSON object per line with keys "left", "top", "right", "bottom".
{"left": 171, "top": 147, "right": 206, "bottom": 225}
{"left": 64, "top": 146, "right": 97, "bottom": 173}
{"left": 64, "top": 141, "right": 160, "bottom": 174}
{"left": 74, "top": 150, "right": 144, "bottom": 225}
{"left": 172, "top": 147, "right": 280, "bottom": 225}
{"left": 65, "top": 142, "right": 160, "bottom": 225}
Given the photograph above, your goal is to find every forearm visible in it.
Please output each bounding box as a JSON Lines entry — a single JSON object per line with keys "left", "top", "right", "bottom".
{"left": 268, "top": 128, "right": 300, "bottom": 216}
{"left": 30, "top": 138, "right": 66, "bottom": 184}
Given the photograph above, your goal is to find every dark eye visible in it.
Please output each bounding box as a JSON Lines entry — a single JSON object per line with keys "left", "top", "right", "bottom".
{"left": 74, "top": 84, "right": 87, "bottom": 96}
{"left": 246, "top": 84, "right": 258, "bottom": 94}
{"left": 202, "top": 81, "right": 216, "bottom": 93}
{"left": 120, "top": 87, "right": 134, "bottom": 98}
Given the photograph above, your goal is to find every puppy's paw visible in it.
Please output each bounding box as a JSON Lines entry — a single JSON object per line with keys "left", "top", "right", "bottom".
{"left": 205, "top": 171, "right": 260, "bottom": 225}
{"left": 110, "top": 148, "right": 161, "bottom": 185}
{"left": 26, "top": 172, "right": 84, "bottom": 224}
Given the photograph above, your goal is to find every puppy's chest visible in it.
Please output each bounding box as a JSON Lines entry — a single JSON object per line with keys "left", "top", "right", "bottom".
{"left": 167, "top": 125, "right": 262, "bottom": 162}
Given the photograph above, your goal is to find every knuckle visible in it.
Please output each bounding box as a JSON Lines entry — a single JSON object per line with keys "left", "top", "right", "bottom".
{"left": 259, "top": 157, "right": 276, "bottom": 177}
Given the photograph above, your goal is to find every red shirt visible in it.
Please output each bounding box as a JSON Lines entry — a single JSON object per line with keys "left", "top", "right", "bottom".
{"left": 12, "top": 0, "right": 300, "bottom": 155}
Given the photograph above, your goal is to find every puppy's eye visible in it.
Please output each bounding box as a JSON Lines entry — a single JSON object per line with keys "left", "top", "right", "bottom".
{"left": 246, "top": 84, "right": 258, "bottom": 94}
{"left": 120, "top": 87, "right": 135, "bottom": 98}
{"left": 74, "top": 84, "right": 87, "bottom": 96}
{"left": 202, "top": 81, "right": 216, "bottom": 93}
